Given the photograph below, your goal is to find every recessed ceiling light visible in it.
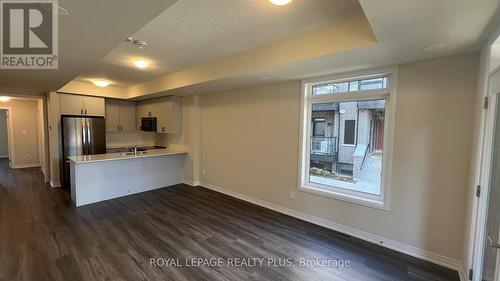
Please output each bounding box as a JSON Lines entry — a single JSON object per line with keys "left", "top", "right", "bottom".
{"left": 133, "top": 59, "right": 149, "bottom": 69}
{"left": 92, "top": 80, "right": 110, "bottom": 87}
{"left": 269, "top": 0, "right": 293, "bottom": 5}
{"left": 423, "top": 43, "right": 446, "bottom": 52}
{"left": 0, "top": 96, "right": 11, "bottom": 102}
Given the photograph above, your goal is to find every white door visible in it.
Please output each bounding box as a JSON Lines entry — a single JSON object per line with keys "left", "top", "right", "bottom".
{"left": 479, "top": 69, "right": 500, "bottom": 281}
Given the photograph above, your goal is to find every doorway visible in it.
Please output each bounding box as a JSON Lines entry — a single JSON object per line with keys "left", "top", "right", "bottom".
{"left": 471, "top": 36, "right": 500, "bottom": 279}
{"left": 479, "top": 80, "right": 500, "bottom": 281}
{"left": 0, "top": 108, "right": 14, "bottom": 169}
{"left": 0, "top": 109, "right": 10, "bottom": 167}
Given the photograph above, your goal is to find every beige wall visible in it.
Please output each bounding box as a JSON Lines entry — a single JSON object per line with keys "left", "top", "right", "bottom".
{"left": 0, "top": 110, "right": 8, "bottom": 158}
{"left": 2, "top": 99, "right": 41, "bottom": 167}
{"left": 196, "top": 55, "right": 479, "bottom": 261}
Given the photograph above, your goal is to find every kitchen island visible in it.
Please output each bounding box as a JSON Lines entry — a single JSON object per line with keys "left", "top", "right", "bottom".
{"left": 67, "top": 149, "right": 187, "bottom": 207}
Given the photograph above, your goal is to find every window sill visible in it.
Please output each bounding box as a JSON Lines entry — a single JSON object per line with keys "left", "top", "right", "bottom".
{"left": 298, "top": 184, "right": 389, "bottom": 210}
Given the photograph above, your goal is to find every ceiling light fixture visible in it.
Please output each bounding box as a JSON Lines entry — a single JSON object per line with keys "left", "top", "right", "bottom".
{"left": 423, "top": 43, "right": 446, "bottom": 52}
{"left": 269, "top": 0, "right": 293, "bottom": 5}
{"left": 133, "top": 59, "right": 149, "bottom": 69}
{"left": 92, "top": 80, "right": 110, "bottom": 87}
{"left": 0, "top": 96, "right": 11, "bottom": 102}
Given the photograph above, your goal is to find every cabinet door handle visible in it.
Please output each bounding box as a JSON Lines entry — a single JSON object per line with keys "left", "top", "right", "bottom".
{"left": 85, "top": 109, "right": 87, "bottom": 115}
{"left": 81, "top": 109, "right": 83, "bottom": 115}
{"left": 117, "top": 125, "right": 120, "bottom": 131}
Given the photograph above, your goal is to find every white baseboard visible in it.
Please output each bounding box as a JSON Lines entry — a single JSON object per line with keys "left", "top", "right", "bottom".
{"left": 49, "top": 180, "right": 61, "bottom": 188}
{"left": 183, "top": 178, "right": 200, "bottom": 187}
{"left": 12, "top": 163, "right": 40, "bottom": 169}
{"left": 190, "top": 181, "right": 463, "bottom": 275}
{"left": 458, "top": 263, "right": 467, "bottom": 281}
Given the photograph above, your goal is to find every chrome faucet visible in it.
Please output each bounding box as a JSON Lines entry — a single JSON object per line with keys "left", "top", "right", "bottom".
{"left": 130, "top": 144, "right": 138, "bottom": 156}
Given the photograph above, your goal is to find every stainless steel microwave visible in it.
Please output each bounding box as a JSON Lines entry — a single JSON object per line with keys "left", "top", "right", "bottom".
{"left": 141, "top": 117, "right": 157, "bottom": 132}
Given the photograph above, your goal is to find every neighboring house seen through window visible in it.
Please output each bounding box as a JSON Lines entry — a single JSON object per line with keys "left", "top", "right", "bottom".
{"left": 343, "top": 120, "right": 356, "bottom": 145}
{"left": 299, "top": 68, "right": 396, "bottom": 209}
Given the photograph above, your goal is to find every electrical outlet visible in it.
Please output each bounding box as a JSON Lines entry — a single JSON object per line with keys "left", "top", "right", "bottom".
{"left": 289, "top": 190, "right": 295, "bottom": 200}
{"left": 25, "top": 155, "right": 32, "bottom": 160}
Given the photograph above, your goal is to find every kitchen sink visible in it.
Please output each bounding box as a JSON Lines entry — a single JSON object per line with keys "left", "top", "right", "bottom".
{"left": 120, "top": 151, "right": 148, "bottom": 156}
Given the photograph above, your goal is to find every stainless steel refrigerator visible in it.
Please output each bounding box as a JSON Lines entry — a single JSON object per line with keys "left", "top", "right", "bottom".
{"left": 61, "top": 116, "right": 106, "bottom": 186}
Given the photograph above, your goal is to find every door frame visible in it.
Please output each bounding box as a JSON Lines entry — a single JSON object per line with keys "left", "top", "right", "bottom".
{"left": 473, "top": 73, "right": 499, "bottom": 281}
{"left": 470, "top": 26, "right": 500, "bottom": 281}
{"left": 0, "top": 107, "right": 15, "bottom": 168}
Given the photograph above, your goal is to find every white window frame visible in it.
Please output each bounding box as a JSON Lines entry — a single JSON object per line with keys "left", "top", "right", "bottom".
{"left": 298, "top": 66, "right": 398, "bottom": 210}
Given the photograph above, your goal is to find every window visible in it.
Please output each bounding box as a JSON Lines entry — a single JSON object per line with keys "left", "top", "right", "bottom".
{"left": 299, "top": 68, "right": 396, "bottom": 209}
{"left": 312, "top": 118, "right": 326, "bottom": 136}
{"left": 343, "top": 120, "right": 356, "bottom": 145}
{"left": 312, "top": 77, "right": 387, "bottom": 96}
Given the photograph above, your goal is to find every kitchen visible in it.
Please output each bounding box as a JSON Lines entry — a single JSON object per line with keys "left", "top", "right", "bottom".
{"left": 1, "top": 0, "right": 498, "bottom": 280}
{"left": 54, "top": 92, "right": 187, "bottom": 206}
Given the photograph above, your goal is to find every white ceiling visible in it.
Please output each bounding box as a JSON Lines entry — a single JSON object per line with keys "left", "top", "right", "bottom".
{"left": 2, "top": 0, "right": 500, "bottom": 97}
{"left": 73, "top": 0, "right": 363, "bottom": 87}
{"left": 0, "top": 0, "right": 177, "bottom": 95}
{"left": 167, "top": 0, "right": 500, "bottom": 96}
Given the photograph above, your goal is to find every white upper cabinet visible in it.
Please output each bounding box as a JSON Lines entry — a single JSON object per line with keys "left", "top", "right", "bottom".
{"left": 83, "top": 96, "right": 105, "bottom": 117}
{"left": 60, "top": 94, "right": 105, "bottom": 117}
{"left": 119, "top": 101, "right": 136, "bottom": 132}
{"left": 105, "top": 99, "right": 120, "bottom": 132}
{"left": 136, "top": 96, "right": 182, "bottom": 134}
{"left": 60, "top": 94, "right": 84, "bottom": 115}
{"left": 105, "top": 99, "right": 136, "bottom": 132}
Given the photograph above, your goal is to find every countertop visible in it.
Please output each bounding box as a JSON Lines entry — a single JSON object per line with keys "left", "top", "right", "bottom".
{"left": 106, "top": 146, "right": 166, "bottom": 154}
{"left": 67, "top": 149, "right": 187, "bottom": 164}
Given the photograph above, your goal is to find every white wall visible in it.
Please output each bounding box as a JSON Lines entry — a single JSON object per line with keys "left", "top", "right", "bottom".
{"left": 0, "top": 98, "right": 41, "bottom": 168}
{"left": 191, "top": 55, "right": 479, "bottom": 266}
{"left": 0, "top": 110, "right": 8, "bottom": 158}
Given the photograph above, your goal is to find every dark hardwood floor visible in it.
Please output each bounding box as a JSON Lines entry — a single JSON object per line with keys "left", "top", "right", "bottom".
{"left": 0, "top": 160, "right": 459, "bottom": 281}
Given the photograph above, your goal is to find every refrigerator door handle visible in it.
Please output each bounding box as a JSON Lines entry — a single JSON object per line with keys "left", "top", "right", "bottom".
{"left": 81, "top": 119, "right": 87, "bottom": 155}
{"left": 87, "top": 120, "right": 92, "bottom": 154}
